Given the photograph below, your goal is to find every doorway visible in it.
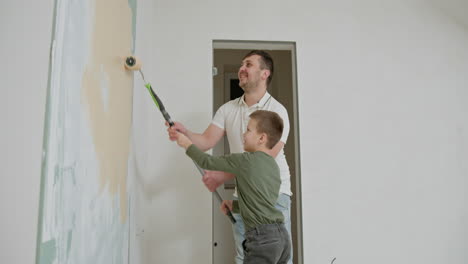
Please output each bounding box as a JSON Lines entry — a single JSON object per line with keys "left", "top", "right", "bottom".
{"left": 211, "top": 40, "right": 303, "bottom": 264}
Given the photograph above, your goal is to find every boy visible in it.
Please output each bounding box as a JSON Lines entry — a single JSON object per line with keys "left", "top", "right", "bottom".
{"left": 174, "top": 110, "right": 291, "bottom": 264}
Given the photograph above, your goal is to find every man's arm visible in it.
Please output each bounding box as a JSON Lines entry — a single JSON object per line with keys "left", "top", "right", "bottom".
{"left": 168, "top": 123, "right": 224, "bottom": 152}
{"left": 186, "top": 145, "right": 243, "bottom": 174}
{"left": 174, "top": 131, "right": 242, "bottom": 174}
{"left": 270, "top": 141, "right": 285, "bottom": 158}
{"left": 185, "top": 124, "right": 225, "bottom": 151}
{"left": 202, "top": 141, "right": 284, "bottom": 192}
{"left": 202, "top": 170, "right": 235, "bottom": 192}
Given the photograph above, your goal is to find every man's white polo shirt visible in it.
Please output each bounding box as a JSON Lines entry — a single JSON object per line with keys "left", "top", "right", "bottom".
{"left": 212, "top": 92, "right": 292, "bottom": 196}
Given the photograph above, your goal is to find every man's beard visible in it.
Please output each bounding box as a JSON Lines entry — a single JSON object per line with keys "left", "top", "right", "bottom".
{"left": 240, "top": 79, "right": 260, "bottom": 92}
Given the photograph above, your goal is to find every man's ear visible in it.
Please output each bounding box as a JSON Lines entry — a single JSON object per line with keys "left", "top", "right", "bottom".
{"left": 261, "top": 69, "right": 270, "bottom": 82}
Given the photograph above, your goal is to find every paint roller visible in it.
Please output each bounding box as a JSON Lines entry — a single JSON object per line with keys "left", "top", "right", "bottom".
{"left": 124, "top": 56, "right": 236, "bottom": 224}
{"left": 124, "top": 56, "right": 174, "bottom": 126}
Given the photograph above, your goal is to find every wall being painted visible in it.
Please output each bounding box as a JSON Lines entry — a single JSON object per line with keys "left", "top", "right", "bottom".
{"left": 1, "top": 0, "right": 136, "bottom": 263}
{"left": 2, "top": 0, "right": 468, "bottom": 264}
{"left": 35, "top": 0, "right": 137, "bottom": 263}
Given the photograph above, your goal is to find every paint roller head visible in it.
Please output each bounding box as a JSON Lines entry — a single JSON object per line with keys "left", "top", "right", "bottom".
{"left": 124, "top": 56, "right": 141, "bottom": 71}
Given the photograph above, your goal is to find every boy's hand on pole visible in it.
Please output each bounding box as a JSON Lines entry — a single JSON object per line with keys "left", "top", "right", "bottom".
{"left": 166, "top": 121, "right": 187, "bottom": 141}
{"left": 175, "top": 132, "right": 192, "bottom": 149}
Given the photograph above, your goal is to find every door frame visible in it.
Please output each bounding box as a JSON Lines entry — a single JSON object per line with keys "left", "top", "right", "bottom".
{"left": 212, "top": 40, "right": 303, "bottom": 264}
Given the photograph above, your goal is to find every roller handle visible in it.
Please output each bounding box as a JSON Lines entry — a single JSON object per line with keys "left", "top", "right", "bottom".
{"left": 194, "top": 164, "right": 237, "bottom": 224}
{"left": 226, "top": 209, "right": 236, "bottom": 224}
{"left": 145, "top": 83, "right": 174, "bottom": 126}
{"left": 145, "top": 82, "right": 236, "bottom": 224}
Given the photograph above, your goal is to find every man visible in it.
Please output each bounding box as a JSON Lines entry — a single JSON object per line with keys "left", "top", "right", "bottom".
{"left": 167, "top": 50, "right": 292, "bottom": 264}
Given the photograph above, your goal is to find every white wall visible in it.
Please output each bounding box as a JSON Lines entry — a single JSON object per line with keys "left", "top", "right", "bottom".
{"left": 309, "top": 4, "right": 468, "bottom": 259}
{"left": 0, "top": 0, "right": 54, "bottom": 263}
{"left": 134, "top": 0, "right": 468, "bottom": 263}
{"left": 2, "top": 0, "right": 468, "bottom": 263}
{"left": 300, "top": 1, "right": 468, "bottom": 262}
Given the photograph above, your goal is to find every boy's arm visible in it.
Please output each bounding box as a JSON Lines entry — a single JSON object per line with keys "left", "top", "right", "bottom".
{"left": 175, "top": 132, "right": 241, "bottom": 177}
{"left": 175, "top": 132, "right": 195, "bottom": 149}
{"left": 168, "top": 122, "right": 224, "bottom": 152}
{"left": 185, "top": 145, "right": 242, "bottom": 175}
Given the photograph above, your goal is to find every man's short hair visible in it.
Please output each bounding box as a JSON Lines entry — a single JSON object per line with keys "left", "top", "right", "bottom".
{"left": 243, "top": 50, "right": 274, "bottom": 86}
{"left": 249, "top": 110, "right": 283, "bottom": 149}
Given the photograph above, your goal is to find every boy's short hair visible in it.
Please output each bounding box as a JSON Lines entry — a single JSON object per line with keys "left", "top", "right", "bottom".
{"left": 249, "top": 110, "right": 284, "bottom": 149}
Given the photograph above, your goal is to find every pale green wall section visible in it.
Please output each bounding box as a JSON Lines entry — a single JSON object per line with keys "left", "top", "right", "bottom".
{"left": 38, "top": 239, "right": 56, "bottom": 264}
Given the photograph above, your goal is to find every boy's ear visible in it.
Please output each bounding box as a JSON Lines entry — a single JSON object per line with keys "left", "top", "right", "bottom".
{"left": 258, "top": 133, "right": 268, "bottom": 145}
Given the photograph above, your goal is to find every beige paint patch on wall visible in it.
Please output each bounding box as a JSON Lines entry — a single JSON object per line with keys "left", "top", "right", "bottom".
{"left": 81, "top": 0, "right": 134, "bottom": 222}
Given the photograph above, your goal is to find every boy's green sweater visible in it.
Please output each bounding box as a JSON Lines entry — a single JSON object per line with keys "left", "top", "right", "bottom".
{"left": 186, "top": 144, "right": 284, "bottom": 231}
